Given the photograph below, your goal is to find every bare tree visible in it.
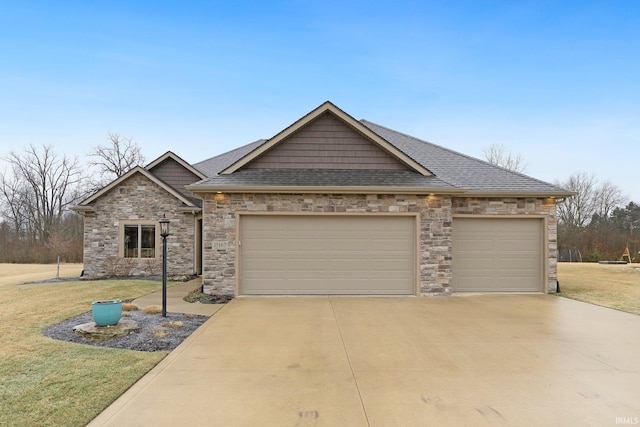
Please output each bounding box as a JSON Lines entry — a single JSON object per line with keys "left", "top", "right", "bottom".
{"left": 0, "top": 166, "right": 31, "bottom": 240}
{"left": 593, "top": 180, "right": 627, "bottom": 220}
{"left": 554, "top": 172, "right": 626, "bottom": 229}
{"left": 555, "top": 172, "right": 597, "bottom": 229}
{"left": 1, "top": 144, "right": 85, "bottom": 243}
{"left": 89, "top": 133, "right": 145, "bottom": 179}
{"left": 482, "top": 144, "right": 528, "bottom": 173}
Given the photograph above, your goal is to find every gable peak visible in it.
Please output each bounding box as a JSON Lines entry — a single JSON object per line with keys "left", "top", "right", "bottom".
{"left": 220, "top": 101, "right": 431, "bottom": 176}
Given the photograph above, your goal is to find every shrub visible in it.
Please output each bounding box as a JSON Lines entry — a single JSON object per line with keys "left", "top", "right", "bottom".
{"left": 118, "top": 257, "right": 136, "bottom": 277}
{"left": 142, "top": 258, "right": 160, "bottom": 276}
{"left": 122, "top": 303, "right": 138, "bottom": 311}
{"left": 142, "top": 305, "right": 162, "bottom": 314}
{"left": 152, "top": 329, "right": 169, "bottom": 338}
{"left": 164, "top": 321, "right": 184, "bottom": 328}
{"left": 583, "top": 250, "right": 601, "bottom": 263}
{"left": 104, "top": 257, "right": 121, "bottom": 278}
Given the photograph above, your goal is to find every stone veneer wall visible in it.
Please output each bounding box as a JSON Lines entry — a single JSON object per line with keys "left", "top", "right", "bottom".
{"left": 451, "top": 197, "right": 558, "bottom": 292}
{"left": 81, "top": 173, "right": 196, "bottom": 278}
{"left": 201, "top": 193, "right": 558, "bottom": 296}
{"left": 201, "top": 193, "right": 452, "bottom": 296}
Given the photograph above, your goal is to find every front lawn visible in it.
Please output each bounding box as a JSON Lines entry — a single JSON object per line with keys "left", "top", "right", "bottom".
{"left": 0, "top": 278, "right": 167, "bottom": 427}
{"left": 557, "top": 262, "right": 640, "bottom": 316}
{"left": 0, "top": 263, "right": 83, "bottom": 286}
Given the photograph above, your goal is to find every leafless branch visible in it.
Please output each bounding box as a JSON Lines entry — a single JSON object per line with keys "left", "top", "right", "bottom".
{"left": 89, "top": 133, "right": 145, "bottom": 179}
{"left": 482, "top": 144, "right": 528, "bottom": 173}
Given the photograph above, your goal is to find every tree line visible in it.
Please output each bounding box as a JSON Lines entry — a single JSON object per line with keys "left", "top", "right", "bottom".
{"left": 486, "top": 144, "right": 636, "bottom": 262}
{"left": 555, "top": 173, "right": 638, "bottom": 262}
{"left": 0, "top": 134, "right": 144, "bottom": 263}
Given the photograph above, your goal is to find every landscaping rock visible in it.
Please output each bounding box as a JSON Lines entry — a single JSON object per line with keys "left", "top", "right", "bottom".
{"left": 43, "top": 310, "right": 208, "bottom": 352}
{"left": 72, "top": 319, "right": 140, "bottom": 340}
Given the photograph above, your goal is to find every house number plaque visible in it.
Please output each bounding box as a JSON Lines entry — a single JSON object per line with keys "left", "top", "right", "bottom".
{"left": 212, "top": 241, "right": 228, "bottom": 250}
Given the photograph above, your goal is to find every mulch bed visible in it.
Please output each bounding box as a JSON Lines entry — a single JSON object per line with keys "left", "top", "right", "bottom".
{"left": 43, "top": 310, "right": 209, "bottom": 352}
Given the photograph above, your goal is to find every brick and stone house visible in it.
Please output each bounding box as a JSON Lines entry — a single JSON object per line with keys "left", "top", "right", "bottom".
{"left": 73, "top": 101, "right": 572, "bottom": 296}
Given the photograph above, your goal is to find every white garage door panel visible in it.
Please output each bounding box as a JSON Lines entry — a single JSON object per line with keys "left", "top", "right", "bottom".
{"left": 453, "top": 218, "right": 542, "bottom": 292}
{"left": 240, "top": 215, "right": 415, "bottom": 295}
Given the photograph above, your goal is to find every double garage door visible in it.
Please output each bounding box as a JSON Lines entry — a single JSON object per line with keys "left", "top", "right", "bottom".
{"left": 237, "top": 215, "right": 544, "bottom": 295}
{"left": 239, "top": 215, "right": 416, "bottom": 295}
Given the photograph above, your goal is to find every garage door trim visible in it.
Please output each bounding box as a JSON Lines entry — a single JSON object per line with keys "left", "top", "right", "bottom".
{"left": 236, "top": 212, "right": 420, "bottom": 296}
{"left": 452, "top": 215, "right": 548, "bottom": 293}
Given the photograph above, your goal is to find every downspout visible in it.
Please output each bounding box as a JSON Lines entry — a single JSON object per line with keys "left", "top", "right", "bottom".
{"left": 191, "top": 209, "right": 204, "bottom": 293}
{"left": 191, "top": 210, "right": 197, "bottom": 278}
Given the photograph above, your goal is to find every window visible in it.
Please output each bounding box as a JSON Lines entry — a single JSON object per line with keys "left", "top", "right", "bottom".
{"left": 124, "top": 224, "right": 156, "bottom": 258}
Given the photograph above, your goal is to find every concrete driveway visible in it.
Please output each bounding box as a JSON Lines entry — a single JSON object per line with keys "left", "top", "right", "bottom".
{"left": 89, "top": 295, "right": 640, "bottom": 427}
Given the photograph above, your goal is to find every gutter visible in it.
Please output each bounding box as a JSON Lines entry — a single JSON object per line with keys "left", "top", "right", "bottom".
{"left": 185, "top": 184, "right": 467, "bottom": 195}
{"left": 185, "top": 184, "right": 574, "bottom": 199}
{"left": 451, "top": 191, "right": 576, "bottom": 198}
{"left": 70, "top": 205, "right": 95, "bottom": 213}
{"left": 178, "top": 207, "right": 202, "bottom": 214}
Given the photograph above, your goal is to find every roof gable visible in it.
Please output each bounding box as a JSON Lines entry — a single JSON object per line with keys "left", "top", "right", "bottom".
{"left": 243, "top": 111, "right": 410, "bottom": 171}
{"left": 146, "top": 152, "right": 205, "bottom": 198}
{"left": 220, "top": 101, "right": 432, "bottom": 176}
{"left": 146, "top": 151, "right": 206, "bottom": 180}
{"left": 74, "top": 166, "right": 198, "bottom": 208}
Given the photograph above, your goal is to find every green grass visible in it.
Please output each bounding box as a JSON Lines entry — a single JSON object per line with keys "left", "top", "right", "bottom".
{"left": 0, "top": 279, "right": 170, "bottom": 427}
{"left": 557, "top": 262, "right": 640, "bottom": 316}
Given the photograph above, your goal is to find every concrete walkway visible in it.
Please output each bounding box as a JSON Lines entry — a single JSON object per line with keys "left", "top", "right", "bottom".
{"left": 89, "top": 295, "right": 640, "bottom": 426}
{"left": 131, "top": 278, "right": 224, "bottom": 316}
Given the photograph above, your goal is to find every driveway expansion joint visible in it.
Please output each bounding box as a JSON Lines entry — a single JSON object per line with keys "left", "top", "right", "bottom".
{"left": 328, "top": 296, "right": 372, "bottom": 427}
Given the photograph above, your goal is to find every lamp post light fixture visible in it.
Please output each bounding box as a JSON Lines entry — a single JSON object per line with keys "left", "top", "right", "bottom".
{"left": 159, "top": 215, "right": 170, "bottom": 317}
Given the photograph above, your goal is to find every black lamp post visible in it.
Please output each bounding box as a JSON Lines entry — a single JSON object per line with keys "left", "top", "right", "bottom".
{"left": 159, "top": 215, "right": 170, "bottom": 317}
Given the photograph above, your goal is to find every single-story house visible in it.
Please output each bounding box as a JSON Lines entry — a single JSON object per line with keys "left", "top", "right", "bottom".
{"left": 72, "top": 101, "right": 572, "bottom": 296}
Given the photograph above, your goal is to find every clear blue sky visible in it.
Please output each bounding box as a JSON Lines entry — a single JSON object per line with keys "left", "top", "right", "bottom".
{"left": 1, "top": 1, "right": 638, "bottom": 202}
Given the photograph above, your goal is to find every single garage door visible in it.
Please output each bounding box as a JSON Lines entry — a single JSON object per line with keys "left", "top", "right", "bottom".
{"left": 452, "top": 218, "right": 543, "bottom": 292}
{"left": 239, "top": 215, "right": 415, "bottom": 295}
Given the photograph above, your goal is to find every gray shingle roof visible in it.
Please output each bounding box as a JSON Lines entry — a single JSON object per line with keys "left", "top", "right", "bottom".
{"left": 193, "top": 169, "right": 458, "bottom": 191}
{"left": 193, "top": 139, "right": 266, "bottom": 177}
{"left": 187, "top": 117, "right": 570, "bottom": 196}
{"left": 361, "top": 120, "right": 568, "bottom": 195}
